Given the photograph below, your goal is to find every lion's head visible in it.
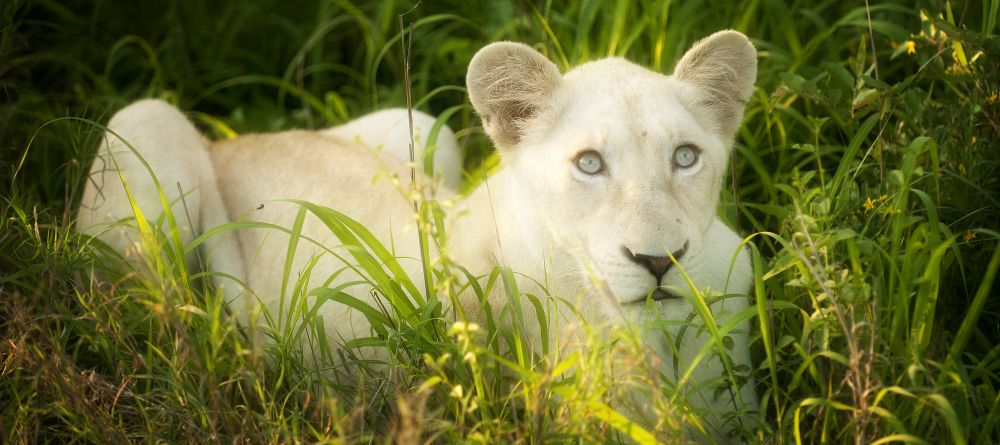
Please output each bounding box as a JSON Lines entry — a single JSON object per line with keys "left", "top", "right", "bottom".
{"left": 466, "top": 31, "right": 757, "bottom": 312}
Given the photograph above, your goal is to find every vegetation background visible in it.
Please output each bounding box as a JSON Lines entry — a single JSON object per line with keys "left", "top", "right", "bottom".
{"left": 2, "top": 0, "right": 999, "bottom": 443}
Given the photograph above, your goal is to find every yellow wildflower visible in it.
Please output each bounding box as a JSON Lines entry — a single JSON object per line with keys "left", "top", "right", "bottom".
{"left": 905, "top": 41, "right": 916, "bottom": 55}
{"left": 448, "top": 321, "right": 480, "bottom": 335}
{"left": 863, "top": 197, "right": 876, "bottom": 212}
{"left": 964, "top": 231, "right": 978, "bottom": 242}
{"left": 450, "top": 384, "right": 464, "bottom": 399}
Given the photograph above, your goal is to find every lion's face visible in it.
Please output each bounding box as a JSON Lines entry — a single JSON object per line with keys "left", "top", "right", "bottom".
{"left": 468, "top": 31, "right": 757, "bottom": 310}
{"left": 507, "top": 63, "right": 730, "bottom": 305}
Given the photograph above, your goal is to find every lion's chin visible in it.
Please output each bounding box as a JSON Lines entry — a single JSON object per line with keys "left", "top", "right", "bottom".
{"left": 622, "top": 288, "right": 682, "bottom": 305}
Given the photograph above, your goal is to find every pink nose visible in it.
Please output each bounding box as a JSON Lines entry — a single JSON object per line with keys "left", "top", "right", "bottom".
{"left": 622, "top": 241, "right": 689, "bottom": 283}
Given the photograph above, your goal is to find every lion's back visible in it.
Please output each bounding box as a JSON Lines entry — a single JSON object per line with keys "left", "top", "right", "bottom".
{"left": 209, "top": 130, "right": 427, "bottom": 333}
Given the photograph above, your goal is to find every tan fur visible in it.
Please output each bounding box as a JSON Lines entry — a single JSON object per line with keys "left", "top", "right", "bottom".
{"left": 77, "top": 30, "right": 759, "bottom": 437}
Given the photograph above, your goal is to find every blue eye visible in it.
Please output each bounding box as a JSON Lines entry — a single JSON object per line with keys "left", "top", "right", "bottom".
{"left": 575, "top": 150, "right": 604, "bottom": 174}
{"left": 673, "top": 145, "right": 699, "bottom": 168}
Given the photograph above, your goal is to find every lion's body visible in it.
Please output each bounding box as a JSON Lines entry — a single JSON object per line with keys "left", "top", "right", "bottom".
{"left": 78, "top": 31, "right": 760, "bottom": 437}
{"left": 210, "top": 129, "right": 432, "bottom": 321}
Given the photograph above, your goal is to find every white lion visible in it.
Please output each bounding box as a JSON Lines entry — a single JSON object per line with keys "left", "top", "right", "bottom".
{"left": 77, "top": 30, "right": 758, "bottom": 437}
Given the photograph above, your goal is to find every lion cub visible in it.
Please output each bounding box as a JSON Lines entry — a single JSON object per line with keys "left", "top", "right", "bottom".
{"left": 78, "top": 30, "right": 758, "bottom": 436}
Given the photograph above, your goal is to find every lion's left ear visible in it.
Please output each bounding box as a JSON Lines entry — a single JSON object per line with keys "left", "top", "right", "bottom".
{"left": 467, "top": 42, "right": 562, "bottom": 150}
{"left": 674, "top": 30, "right": 757, "bottom": 136}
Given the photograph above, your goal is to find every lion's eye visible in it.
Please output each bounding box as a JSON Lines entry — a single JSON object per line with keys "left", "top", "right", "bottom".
{"left": 575, "top": 150, "right": 605, "bottom": 175}
{"left": 673, "top": 145, "right": 699, "bottom": 169}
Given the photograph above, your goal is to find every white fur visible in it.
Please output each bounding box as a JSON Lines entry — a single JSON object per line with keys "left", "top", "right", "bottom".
{"left": 77, "top": 30, "right": 758, "bottom": 437}
{"left": 463, "top": 32, "right": 759, "bottom": 433}
{"left": 322, "top": 108, "right": 463, "bottom": 190}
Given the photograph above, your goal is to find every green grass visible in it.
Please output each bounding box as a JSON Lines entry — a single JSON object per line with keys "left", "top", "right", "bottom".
{"left": 3, "top": 0, "right": 1000, "bottom": 443}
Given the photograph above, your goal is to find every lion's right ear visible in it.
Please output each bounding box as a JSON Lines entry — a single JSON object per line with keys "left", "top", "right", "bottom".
{"left": 467, "top": 42, "right": 562, "bottom": 149}
{"left": 673, "top": 30, "right": 757, "bottom": 137}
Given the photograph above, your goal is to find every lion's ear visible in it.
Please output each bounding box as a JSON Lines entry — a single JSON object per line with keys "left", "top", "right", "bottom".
{"left": 467, "top": 42, "right": 562, "bottom": 149}
{"left": 674, "top": 30, "right": 757, "bottom": 136}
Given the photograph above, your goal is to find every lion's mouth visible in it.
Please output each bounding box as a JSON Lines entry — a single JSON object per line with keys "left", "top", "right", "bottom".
{"left": 627, "top": 288, "right": 681, "bottom": 305}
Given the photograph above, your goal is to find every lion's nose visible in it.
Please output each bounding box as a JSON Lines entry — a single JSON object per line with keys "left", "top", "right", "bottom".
{"left": 623, "top": 241, "right": 689, "bottom": 283}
